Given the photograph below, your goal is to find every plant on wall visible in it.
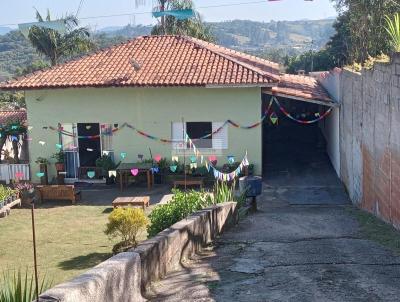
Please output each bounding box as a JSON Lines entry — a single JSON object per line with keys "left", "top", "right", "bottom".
{"left": 385, "top": 13, "right": 400, "bottom": 53}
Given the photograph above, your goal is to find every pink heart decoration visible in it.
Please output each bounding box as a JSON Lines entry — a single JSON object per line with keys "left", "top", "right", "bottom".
{"left": 154, "top": 154, "right": 162, "bottom": 162}
{"left": 131, "top": 168, "right": 139, "bottom": 176}
{"left": 208, "top": 155, "right": 217, "bottom": 162}
{"left": 15, "top": 172, "right": 24, "bottom": 179}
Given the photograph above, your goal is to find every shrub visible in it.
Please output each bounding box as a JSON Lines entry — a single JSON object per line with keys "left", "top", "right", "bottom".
{"left": 0, "top": 269, "right": 51, "bottom": 302}
{"left": 105, "top": 208, "right": 149, "bottom": 254}
{"left": 147, "top": 189, "right": 213, "bottom": 238}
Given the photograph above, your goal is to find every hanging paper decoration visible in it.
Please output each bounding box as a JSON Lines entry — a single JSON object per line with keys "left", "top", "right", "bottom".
{"left": 151, "top": 167, "right": 159, "bottom": 174}
{"left": 28, "top": 126, "right": 33, "bottom": 131}
{"left": 39, "top": 141, "right": 46, "bottom": 146}
{"left": 56, "top": 143, "right": 62, "bottom": 149}
{"left": 154, "top": 154, "right": 162, "bottom": 162}
{"left": 36, "top": 172, "right": 45, "bottom": 177}
{"left": 227, "top": 155, "right": 235, "bottom": 164}
{"left": 131, "top": 168, "right": 139, "bottom": 176}
{"left": 58, "top": 171, "right": 67, "bottom": 175}
{"left": 15, "top": 172, "right": 24, "bottom": 179}
{"left": 172, "top": 156, "right": 179, "bottom": 162}
{"left": 315, "top": 112, "right": 320, "bottom": 117}
{"left": 190, "top": 156, "right": 197, "bottom": 163}
{"left": 87, "top": 148, "right": 94, "bottom": 152}
{"left": 109, "top": 170, "right": 117, "bottom": 177}
{"left": 170, "top": 165, "right": 177, "bottom": 173}
{"left": 103, "top": 150, "right": 110, "bottom": 156}
{"left": 11, "top": 125, "right": 18, "bottom": 130}
{"left": 270, "top": 112, "right": 278, "bottom": 125}
{"left": 190, "top": 163, "right": 197, "bottom": 169}
{"left": 86, "top": 125, "right": 92, "bottom": 130}
{"left": 11, "top": 136, "right": 18, "bottom": 142}
{"left": 87, "top": 171, "right": 95, "bottom": 179}
{"left": 153, "top": 9, "right": 195, "bottom": 20}
{"left": 138, "top": 154, "right": 144, "bottom": 160}
{"left": 120, "top": 152, "right": 127, "bottom": 160}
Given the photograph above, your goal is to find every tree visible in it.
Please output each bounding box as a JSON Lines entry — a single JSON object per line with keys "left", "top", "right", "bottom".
{"left": 329, "top": 0, "right": 399, "bottom": 64}
{"left": 285, "top": 49, "right": 336, "bottom": 74}
{"left": 28, "top": 9, "right": 94, "bottom": 65}
{"left": 151, "top": 0, "right": 215, "bottom": 42}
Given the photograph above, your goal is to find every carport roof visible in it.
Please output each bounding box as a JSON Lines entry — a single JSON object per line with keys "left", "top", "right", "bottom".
{"left": 263, "top": 74, "right": 337, "bottom": 107}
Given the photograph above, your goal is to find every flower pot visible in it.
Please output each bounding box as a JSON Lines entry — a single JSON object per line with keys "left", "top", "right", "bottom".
{"left": 55, "top": 162, "right": 65, "bottom": 172}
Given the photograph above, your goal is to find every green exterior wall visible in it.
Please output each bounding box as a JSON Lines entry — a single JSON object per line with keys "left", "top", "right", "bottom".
{"left": 25, "top": 87, "right": 262, "bottom": 182}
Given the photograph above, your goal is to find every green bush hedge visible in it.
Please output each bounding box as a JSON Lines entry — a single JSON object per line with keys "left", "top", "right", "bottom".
{"left": 147, "top": 190, "right": 213, "bottom": 238}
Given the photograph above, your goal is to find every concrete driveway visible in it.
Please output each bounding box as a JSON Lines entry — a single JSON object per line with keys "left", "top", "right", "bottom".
{"left": 147, "top": 180, "right": 400, "bottom": 301}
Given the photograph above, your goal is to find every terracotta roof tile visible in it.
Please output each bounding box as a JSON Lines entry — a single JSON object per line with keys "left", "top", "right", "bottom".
{"left": 263, "top": 74, "right": 334, "bottom": 105}
{"left": 0, "top": 36, "right": 280, "bottom": 90}
{"left": 0, "top": 110, "right": 27, "bottom": 125}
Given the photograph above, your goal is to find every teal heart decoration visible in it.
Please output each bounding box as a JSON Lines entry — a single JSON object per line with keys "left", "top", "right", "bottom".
{"left": 36, "top": 172, "right": 45, "bottom": 177}
{"left": 190, "top": 156, "right": 197, "bottom": 163}
{"left": 120, "top": 152, "right": 127, "bottom": 160}
{"left": 56, "top": 143, "right": 62, "bottom": 149}
{"left": 170, "top": 165, "right": 177, "bottom": 173}
{"left": 87, "top": 171, "right": 95, "bottom": 179}
{"left": 227, "top": 155, "right": 235, "bottom": 164}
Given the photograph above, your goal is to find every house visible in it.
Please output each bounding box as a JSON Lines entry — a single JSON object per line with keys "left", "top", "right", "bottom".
{"left": 0, "top": 35, "right": 335, "bottom": 182}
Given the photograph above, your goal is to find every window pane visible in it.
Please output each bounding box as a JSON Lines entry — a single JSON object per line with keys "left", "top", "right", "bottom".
{"left": 186, "top": 122, "right": 212, "bottom": 148}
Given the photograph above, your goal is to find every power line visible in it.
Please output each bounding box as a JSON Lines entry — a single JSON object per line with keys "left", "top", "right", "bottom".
{"left": 75, "top": 0, "right": 85, "bottom": 18}
{"left": 0, "top": 0, "right": 311, "bottom": 27}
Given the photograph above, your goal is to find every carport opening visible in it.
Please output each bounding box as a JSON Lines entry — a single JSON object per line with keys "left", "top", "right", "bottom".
{"left": 262, "top": 94, "right": 331, "bottom": 182}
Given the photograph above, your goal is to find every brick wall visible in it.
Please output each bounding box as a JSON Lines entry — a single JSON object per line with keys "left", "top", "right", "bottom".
{"left": 340, "top": 54, "right": 400, "bottom": 229}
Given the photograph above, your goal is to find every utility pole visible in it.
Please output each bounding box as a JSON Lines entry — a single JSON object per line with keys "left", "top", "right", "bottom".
{"left": 310, "top": 39, "right": 314, "bottom": 73}
{"left": 160, "top": 0, "right": 166, "bottom": 34}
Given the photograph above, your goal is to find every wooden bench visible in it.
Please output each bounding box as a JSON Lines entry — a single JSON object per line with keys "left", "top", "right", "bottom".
{"left": 173, "top": 178, "right": 204, "bottom": 189}
{"left": 36, "top": 185, "right": 81, "bottom": 204}
{"left": 112, "top": 196, "right": 150, "bottom": 210}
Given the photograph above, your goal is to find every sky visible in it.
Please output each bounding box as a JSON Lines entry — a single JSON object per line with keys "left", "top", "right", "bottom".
{"left": 0, "top": 0, "right": 337, "bottom": 30}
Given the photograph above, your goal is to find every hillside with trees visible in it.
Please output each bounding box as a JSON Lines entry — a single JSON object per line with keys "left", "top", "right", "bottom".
{"left": 0, "top": 18, "right": 335, "bottom": 81}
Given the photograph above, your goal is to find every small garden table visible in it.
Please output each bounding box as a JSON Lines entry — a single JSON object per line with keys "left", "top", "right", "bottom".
{"left": 173, "top": 177, "right": 204, "bottom": 189}
{"left": 117, "top": 163, "right": 154, "bottom": 191}
{"left": 112, "top": 196, "right": 150, "bottom": 210}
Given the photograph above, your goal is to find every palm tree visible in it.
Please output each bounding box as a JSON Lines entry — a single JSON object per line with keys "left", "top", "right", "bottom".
{"left": 151, "top": 0, "right": 215, "bottom": 42}
{"left": 28, "top": 9, "right": 94, "bottom": 66}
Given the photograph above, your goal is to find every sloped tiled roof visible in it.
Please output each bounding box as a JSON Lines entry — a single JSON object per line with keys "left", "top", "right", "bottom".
{"left": 263, "top": 74, "right": 335, "bottom": 106}
{"left": 0, "top": 110, "right": 27, "bottom": 125}
{"left": 0, "top": 35, "right": 280, "bottom": 90}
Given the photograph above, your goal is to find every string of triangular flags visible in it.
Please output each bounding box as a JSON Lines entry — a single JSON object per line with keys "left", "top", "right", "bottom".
{"left": 185, "top": 133, "right": 249, "bottom": 182}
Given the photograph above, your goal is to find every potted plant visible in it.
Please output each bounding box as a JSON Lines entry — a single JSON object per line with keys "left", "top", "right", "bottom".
{"left": 51, "top": 151, "right": 65, "bottom": 172}
{"left": 95, "top": 155, "right": 119, "bottom": 185}
{"left": 15, "top": 182, "right": 34, "bottom": 207}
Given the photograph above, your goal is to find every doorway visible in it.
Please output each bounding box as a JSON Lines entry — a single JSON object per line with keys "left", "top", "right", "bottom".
{"left": 77, "top": 123, "right": 101, "bottom": 167}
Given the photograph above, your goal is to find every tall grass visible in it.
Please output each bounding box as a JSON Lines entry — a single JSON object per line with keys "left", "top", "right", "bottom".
{"left": 385, "top": 13, "right": 400, "bottom": 53}
{"left": 0, "top": 270, "right": 51, "bottom": 302}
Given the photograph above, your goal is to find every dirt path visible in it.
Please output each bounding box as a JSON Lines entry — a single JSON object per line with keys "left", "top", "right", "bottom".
{"left": 146, "top": 184, "right": 400, "bottom": 302}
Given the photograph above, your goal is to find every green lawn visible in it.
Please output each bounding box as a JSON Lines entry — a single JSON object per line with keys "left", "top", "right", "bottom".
{"left": 0, "top": 203, "right": 145, "bottom": 285}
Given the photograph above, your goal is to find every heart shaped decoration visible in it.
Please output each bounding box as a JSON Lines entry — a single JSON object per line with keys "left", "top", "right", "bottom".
{"left": 36, "top": 172, "right": 45, "bottom": 177}
{"left": 120, "top": 152, "right": 127, "bottom": 160}
{"left": 190, "top": 156, "right": 197, "bottom": 163}
{"left": 154, "top": 154, "right": 162, "bottom": 162}
{"left": 87, "top": 171, "right": 95, "bottom": 179}
{"left": 131, "top": 168, "right": 139, "bottom": 176}
{"left": 208, "top": 155, "right": 217, "bottom": 162}
{"left": 15, "top": 172, "right": 24, "bottom": 179}
{"left": 170, "top": 165, "right": 177, "bottom": 173}
{"left": 56, "top": 143, "right": 62, "bottom": 149}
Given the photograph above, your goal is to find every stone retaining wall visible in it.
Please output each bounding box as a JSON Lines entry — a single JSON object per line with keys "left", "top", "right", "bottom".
{"left": 37, "top": 202, "right": 237, "bottom": 302}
